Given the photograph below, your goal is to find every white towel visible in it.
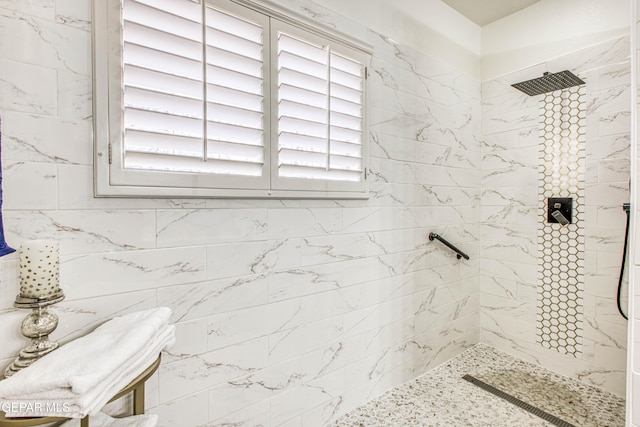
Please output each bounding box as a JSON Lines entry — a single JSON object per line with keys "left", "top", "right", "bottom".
{"left": 60, "top": 411, "right": 157, "bottom": 427}
{"left": 0, "top": 307, "right": 171, "bottom": 398}
{"left": 0, "top": 325, "right": 174, "bottom": 418}
{"left": 0, "top": 308, "right": 175, "bottom": 418}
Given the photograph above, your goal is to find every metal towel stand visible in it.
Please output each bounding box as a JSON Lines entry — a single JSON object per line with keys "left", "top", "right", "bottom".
{"left": 429, "top": 233, "right": 470, "bottom": 260}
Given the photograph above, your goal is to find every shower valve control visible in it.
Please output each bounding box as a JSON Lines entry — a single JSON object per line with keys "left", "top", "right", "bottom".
{"left": 547, "top": 197, "right": 572, "bottom": 225}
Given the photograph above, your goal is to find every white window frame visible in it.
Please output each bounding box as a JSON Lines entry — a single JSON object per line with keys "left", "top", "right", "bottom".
{"left": 93, "top": 0, "right": 371, "bottom": 199}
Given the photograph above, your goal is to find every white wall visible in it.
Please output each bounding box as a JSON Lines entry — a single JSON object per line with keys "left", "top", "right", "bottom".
{"left": 0, "top": 0, "right": 481, "bottom": 425}
{"left": 482, "top": 0, "right": 629, "bottom": 79}
{"left": 312, "top": 0, "right": 481, "bottom": 77}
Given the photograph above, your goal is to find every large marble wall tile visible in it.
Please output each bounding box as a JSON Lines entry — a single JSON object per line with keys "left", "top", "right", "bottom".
{"left": 55, "top": 0, "right": 91, "bottom": 30}
{"left": 267, "top": 262, "right": 344, "bottom": 301}
{"left": 207, "top": 357, "right": 306, "bottom": 420}
{"left": 269, "top": 316, "right": 344, "bottom": 364}
{"left": 61, "top": 247, "right": 207, "bottom": 299}
{"left": 207, "top": 298, "right": 302, "bottom": 351}
{"left": 480, "top": 205, "right": 537, "bottom": 225}
{"left": 482, "top": 166, "right": 537, "bottom": 189}
{"left": 301, "top": 396, "right": 344, "bottom": 427}
{"left": 482, "top": 126, "right": 539, "bottom": 151}
{"left": 586, "top": 61, "right": 631, "bottom": 91}
{"left": 0, "top": 0, "right": 54, "bottom": 19}
{"left": 157, "top": 209, "right": 268, "bottom": 248}
{"left": 207, "top": 238, "right": 301, "bottom": 279}
{"left": 2, "top": 161, "right": 57, "bottom": 209}
{"left": 0, "top": 59, "right": 56, "bottom": 115}
{"left": 583, "top": 317, "right": 627, "bottom": 365}
{"left": 481, "top": 64, "right": 546, "bottom": 100}
{"left": 370, "top": 133, "right": 480, "bottom": 169}
{"left": 547, "top": 36, "right": 630, "bottom": 77}
{"left": 482, "top": 146, "right": 539, "bottom": 169}
{"left": 158, "top": 275, "right": 268, "bottom": 323}
{"left": 159, "top": 337, "right": 269, "bottom": 403}
{"left": 479, "top": 275, "right": 520, "bottom": 299}
{"left": 57, "top": 70, "right": 91, "bottom": 119}
{"left": 152, "top": 390, "right": 209, "bottom": 427}
{"left": 482, "top": 106, "right": 539, "bottom": 135}
{"left": 586, "top": 182, "right": 630, "bottom": 206}
{"left": 0, "top": 7, "right": 89, "bottom": 74}
{"left": 5, "top": 209, "right": 157, "bottom": 254}
{"left": 588, "top": 86, "right": 631, "bottom": 115}
{"left": 208, "top": 399, "right": 270, "bottom": 427}
{"left": 481, "top": 239, "right": 536, "bottom": 264}
{"left": 368, "top": 182, "right": 479, "bottom": 209}
{"left": 482, "top": 90, "right": 539, "bottom": 120}
{"left": 480, "top": 186, "right": 539, "bottom": 206}
{"left": 267, "top": 208, "right": 342, "bottom": 238}
{"left": 597, "top": 158, "right": 631, "bottom": 182}
{"left": 270, "top": 368, "right": 344, "bottom": 426}
{"left": 299, "top": 233, "right": 379, "bottom": 265}
{"left": 585, "top": 226, "right": 625, "bottom": 253}
{"left": 1, "top": 111, "right": 91, "bottom": 164}
{"left": 594, "top": 108, "right": 631, "bottom": 136}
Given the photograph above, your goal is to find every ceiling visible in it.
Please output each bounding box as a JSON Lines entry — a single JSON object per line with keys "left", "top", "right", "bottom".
{"left": 441, "top": 0, "right": 542, "bottom": 26}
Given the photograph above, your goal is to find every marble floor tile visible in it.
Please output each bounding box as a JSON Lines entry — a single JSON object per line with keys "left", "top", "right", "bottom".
{"left": 329, "top": 343, "right": 625, "bottom": 427}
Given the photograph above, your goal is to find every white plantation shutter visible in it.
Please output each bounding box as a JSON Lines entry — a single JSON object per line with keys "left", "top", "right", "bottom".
{"left": 95, "top": 0, "right": 369, "bottom": 197}
{"left": 112, "top": 0, "right": 269, "bottom": 190}
{"left": 122, "top": 0, "right": 204, "bottom": 172}
{"left": 271, "top": 21, "right": 367, "bottom": 192}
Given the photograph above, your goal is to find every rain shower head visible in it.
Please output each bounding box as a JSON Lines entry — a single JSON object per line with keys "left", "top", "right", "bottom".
{"left": 511, "top": 70, "right": 585, "bottom": 96}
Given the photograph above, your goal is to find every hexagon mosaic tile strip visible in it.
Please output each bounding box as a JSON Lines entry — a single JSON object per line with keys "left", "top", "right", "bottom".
{"left": 329, "top": 344, "right": 624, "bottom": 427}
{"left": 537, "top": 86, "right": 586, "bottom": 356}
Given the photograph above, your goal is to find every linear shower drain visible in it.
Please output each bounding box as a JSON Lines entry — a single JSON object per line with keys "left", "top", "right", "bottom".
{"left": 462, "top": 374, "right": 576, "bottom": 427}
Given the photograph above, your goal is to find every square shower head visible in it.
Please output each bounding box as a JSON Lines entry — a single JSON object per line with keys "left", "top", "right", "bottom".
{"left": 511, "top": 70, "right": 585, "bottom": 96}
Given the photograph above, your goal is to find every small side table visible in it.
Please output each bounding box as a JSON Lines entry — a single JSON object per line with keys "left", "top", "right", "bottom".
{"left": 0, "top": 355, "right": 161, "bottom": 427}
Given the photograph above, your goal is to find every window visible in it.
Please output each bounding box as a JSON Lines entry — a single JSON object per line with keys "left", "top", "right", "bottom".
{"left": 93, "top": 0, "right": 370, "bottom": 198}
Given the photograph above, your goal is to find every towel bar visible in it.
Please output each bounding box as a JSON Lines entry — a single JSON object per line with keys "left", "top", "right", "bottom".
{"left": 428, "top": 232, "right": 470, "bottom": 260}
{"left": 0, "top": 355, "right": 161, "bottom": 427}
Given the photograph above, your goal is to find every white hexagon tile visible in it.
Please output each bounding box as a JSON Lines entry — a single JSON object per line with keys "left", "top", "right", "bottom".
{"left": 537, "top": 85, "right": 586, "bottom": 356}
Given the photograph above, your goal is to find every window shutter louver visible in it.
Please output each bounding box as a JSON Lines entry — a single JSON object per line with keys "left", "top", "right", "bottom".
{"left": 204, "top": 5, "right": 266, "bottom": 177}
{"left": 273, "top": 25, "right": 366, "bottom": 190}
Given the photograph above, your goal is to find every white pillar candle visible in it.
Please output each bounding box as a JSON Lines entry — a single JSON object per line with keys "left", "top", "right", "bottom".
{"left": 19, "top": 240, "right": 60, "bottom": 299}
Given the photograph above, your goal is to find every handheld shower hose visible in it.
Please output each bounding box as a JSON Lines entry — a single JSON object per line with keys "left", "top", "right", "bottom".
{"left": 617, "top": 203, "right": 630, "bottom": 320}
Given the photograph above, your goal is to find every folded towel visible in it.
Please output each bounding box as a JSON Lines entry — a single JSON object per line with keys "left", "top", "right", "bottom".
{"left": 0, "top": 308, "right": 175, "bottom": 418}
{"left": 0, "top": 324, "right": 175, "bottom": 418}
{"left": 0, "top": 307, "right": 171, "bottom": 398}
{"left": 60, "top": 411, "right": 158, "bottom": 427}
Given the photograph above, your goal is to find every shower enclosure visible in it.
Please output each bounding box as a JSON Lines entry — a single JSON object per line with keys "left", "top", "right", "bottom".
{"left": 481, "top": 36, "right": 630, "bottom": 397}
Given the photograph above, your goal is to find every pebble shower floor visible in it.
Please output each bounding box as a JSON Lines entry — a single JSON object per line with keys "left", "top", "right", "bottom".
{"left": 329, "top": 344, "right": 624, "bottom": 426}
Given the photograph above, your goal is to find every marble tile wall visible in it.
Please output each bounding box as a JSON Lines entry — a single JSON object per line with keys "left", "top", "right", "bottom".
{"left": 481, "top": 36, "right": 631, "bottom": 397}
{"left": 0, "top": 0, "right": 481, "bottom": 425}
{"left": 630, "top": 2, "right": 639, "bottom": 425}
